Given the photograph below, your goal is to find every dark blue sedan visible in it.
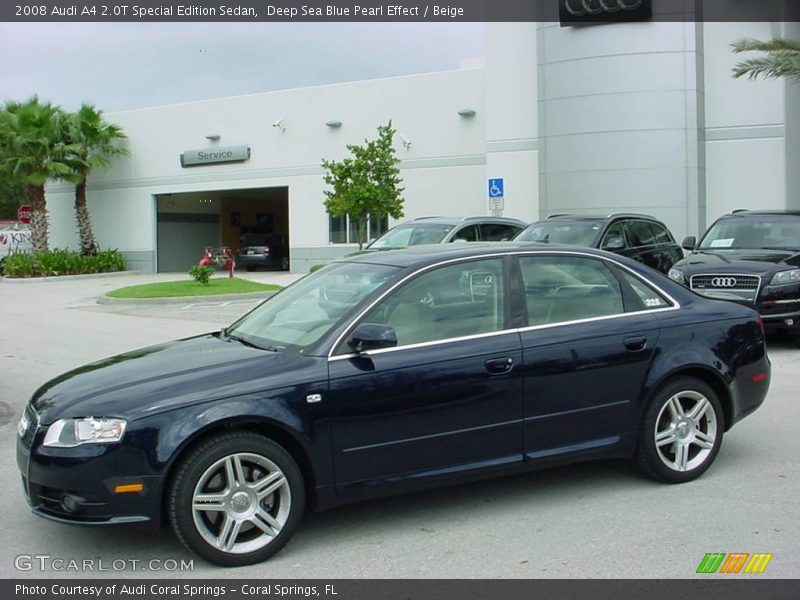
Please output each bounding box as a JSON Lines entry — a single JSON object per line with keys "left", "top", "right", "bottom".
{"left": 17, "top": 243, "right": 770, "bottom": 566}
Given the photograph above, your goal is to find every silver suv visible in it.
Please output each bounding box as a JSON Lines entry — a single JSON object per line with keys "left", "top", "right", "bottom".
{"left": 365, "top": 216, "right": 527, "bottom": 251}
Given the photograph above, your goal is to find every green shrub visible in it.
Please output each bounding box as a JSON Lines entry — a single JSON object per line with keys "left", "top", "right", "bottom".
{"left": 2, "top": 249, "right": 126, "bottom": 278}
{"left": 309, "top": 263, "right": 326, "bottom": 273}
{"left": 189, "top": 265, "right": 214, "bottom": 285}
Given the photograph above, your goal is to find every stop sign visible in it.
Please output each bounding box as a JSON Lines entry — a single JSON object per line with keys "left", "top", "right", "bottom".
{"left": 17, "top": 205, "right": 31, "bottom": 224}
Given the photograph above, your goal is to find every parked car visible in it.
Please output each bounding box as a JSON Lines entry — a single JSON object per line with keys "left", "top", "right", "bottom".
{"left": 514, "top": 214, "right": 683, "bottom": 274}
{"left": 17, "top": 243, "right": 769, "bottom": 566}
{"left": 668, "top": 210, "right": 800, "bottom": 345}
{"left": 236, "top": 233, "right": 289, "bottom": 271}
{"left": 363, "top": 216, "right": 526, "bottom": 251}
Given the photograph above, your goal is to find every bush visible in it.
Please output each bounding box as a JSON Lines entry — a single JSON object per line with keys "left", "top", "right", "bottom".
{"left": 309, "top": 263, "right": 326, "bottom": 273}
{"left": 2, "top": 249, "right": 126, "bottom": 278}
{"left": 189, "top": 265, "right": 214, "bottom": 285}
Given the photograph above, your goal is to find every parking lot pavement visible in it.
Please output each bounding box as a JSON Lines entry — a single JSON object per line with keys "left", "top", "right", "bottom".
{"left": 1, "top": 274, "right": 798, "bottom": 579}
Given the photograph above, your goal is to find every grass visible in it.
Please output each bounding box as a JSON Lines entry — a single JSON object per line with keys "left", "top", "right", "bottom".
{"left": 107, "top": 277, "right": 282, "bottom": 299}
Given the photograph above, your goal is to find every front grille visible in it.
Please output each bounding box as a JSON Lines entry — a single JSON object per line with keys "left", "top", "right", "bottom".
{"left": 690, "top": 274, "right": 761, "bottom": 303}
{"left": 19, "top": 404, "right": 38, "bottom": 449}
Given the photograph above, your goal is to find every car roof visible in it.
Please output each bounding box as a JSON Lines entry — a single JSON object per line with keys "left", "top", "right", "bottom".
{"left": 405, "top": 216, "right": 527, "bottom": 226}
{"left": 723, "top": 210, "right": 800, "bottom": 218}
{"left": 336, "top": 241, "right": 609, "bottom": 269}
{"left": 539, "top": 213, "right": 666, "bottom": 223}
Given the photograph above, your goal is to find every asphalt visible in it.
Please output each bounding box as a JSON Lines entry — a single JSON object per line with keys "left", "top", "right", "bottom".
{"left": 0, "top": 271, "right": 798, "bottom": 579}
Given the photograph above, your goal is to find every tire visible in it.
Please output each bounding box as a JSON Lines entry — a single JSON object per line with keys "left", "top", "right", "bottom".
{"left": 635, "top": 377, "right": 724, "bottom": 484}
{"left": 168, "top": 431, "right": 305, "bottom": 567}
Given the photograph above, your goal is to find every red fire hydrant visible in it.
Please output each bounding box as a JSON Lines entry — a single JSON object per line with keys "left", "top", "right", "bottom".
{"left": 222, "top": 247, "right": 235, "bottom": 278}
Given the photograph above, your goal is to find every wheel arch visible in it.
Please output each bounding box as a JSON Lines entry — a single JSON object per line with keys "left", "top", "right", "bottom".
{"left": 159, "top": 417, "right": 318, "bottom": 525}
{"left": 647, "top": 365, "right": 733, "bottom": 432}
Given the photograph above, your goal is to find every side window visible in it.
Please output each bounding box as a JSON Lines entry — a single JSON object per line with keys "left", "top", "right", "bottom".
{"left": 618, "top": 271, "right": 673, "bottom": 310}
{"left": 627, "top": 221, "right": 657, "bottom": 247}
{"left": 347, "top": 259, "right": 506, "bottom": 348}
{"left": 651, "top": 222, "right": 674, "bottom": 244}
{"left": 451, "top": 224, "right": 480, "bottom": 242}
{"left": 601, "top": 222, "right": 627, "bottom": 250}
{"left": 481, "top": 223, "right": 520, "bottom": 241}
{"left": 519, "top": 256, "right": 624, "bottom": 326}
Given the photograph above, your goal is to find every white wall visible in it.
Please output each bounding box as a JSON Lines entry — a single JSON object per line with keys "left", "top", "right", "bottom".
{"left": 703, "top": 21, "right": 789, "bottom": 227}
{"left": 537, "top": 21, "right": 705, "bottom": 241}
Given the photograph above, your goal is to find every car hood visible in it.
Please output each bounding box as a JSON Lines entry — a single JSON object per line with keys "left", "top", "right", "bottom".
{"left": 675, "top": 249, "right": 800, "bottom": 274}
{"left": 30, "top": 334, "right": 325, "bottom": 423}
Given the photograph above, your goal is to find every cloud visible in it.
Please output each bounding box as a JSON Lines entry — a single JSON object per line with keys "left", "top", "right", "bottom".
{"left": 0, "top": 22, "right": 484, "bottom": 111}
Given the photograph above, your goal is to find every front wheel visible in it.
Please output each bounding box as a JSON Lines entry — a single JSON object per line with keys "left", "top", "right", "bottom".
{"left": 168, "top": 432, "right": 305, "bottom": 566}
{"left": 635, "top": 377, "right": 724, "bottom": 484}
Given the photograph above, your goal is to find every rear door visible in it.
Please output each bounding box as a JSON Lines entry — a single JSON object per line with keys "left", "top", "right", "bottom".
{"left": 516, "top": 254, "right": 665, "bottom": 460}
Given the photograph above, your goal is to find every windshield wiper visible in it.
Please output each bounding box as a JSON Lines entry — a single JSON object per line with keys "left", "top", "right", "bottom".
{"left": 761, "top": 246, "right": 800, "bottom": 251}
{"left": 226, "top": 332, "right": 279, "bottom": 352}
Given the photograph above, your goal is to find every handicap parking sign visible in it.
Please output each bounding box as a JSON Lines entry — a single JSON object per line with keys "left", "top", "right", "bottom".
{"left": 488, "top": 178, "right": 504, "bottom": 198}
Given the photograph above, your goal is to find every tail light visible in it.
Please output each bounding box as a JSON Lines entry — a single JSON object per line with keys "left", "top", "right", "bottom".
{"left": 262, "top": 246, "right": 270, "bottom": 255}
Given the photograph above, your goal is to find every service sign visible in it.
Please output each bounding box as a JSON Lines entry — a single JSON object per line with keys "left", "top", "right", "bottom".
{"left": 180, "top": 145, "right": 251, "bottom": 167}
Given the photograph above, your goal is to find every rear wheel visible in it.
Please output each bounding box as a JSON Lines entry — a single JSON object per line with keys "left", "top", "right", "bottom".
{"left": 168, "top": 432, "right": 305, "bottom": 566}
{"left": 635, "top": 377, "right": 724, "bottom": 483}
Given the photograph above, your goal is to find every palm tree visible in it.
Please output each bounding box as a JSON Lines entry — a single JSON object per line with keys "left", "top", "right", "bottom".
{"left": 0, "top": 97, "right": 74, "bottom": 252}
{"left": 65, "top": 104, "right": 127, "bottom": 255}
{"left": 731, "top": 38, "right": 800, "bottom": 83}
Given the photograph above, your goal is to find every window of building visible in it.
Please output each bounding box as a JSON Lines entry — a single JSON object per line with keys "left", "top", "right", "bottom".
{"left": 329, "top": 214, "right": 389, "bottom": 244}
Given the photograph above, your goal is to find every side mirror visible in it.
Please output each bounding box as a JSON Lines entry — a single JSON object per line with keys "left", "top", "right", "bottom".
{"left": 603, "top": 236, "right": 625, "bottom": 251}
{"left": 348, "top": 323, "right": 398, "bottom": 353}
{"left": 682, "top": 236, "right": 696, "bottom": 251}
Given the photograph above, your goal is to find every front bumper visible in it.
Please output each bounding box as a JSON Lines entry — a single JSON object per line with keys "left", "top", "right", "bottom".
{"left": 16, "top": 413, "right": 163, "bottom": 528}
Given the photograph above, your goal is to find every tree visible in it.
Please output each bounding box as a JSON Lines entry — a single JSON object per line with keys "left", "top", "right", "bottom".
{"left": 322, "top": 121, "right": 404, "bottom": 249}
{"left": 0, "top": 97, "right": 75, "bottom": 252}
{"left": 0, "top": 177, "right": 26, "bottom": 220}
{"left": 731, "top": 38, "right": 800, "bottom": 83}
{"left": 65, "top": 104, "right": 127, "bottom": 255}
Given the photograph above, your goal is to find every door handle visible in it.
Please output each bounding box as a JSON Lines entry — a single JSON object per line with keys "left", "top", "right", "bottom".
{"left": 623, "top": 336, "right": 647, "bottom": 352}
{"left": 485, "top": 357, "right": 514, "bottom": 374}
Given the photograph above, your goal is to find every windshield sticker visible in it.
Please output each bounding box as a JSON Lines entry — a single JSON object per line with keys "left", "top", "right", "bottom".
{"left": 709, "top": 238, "right": 734, "bottom": 248}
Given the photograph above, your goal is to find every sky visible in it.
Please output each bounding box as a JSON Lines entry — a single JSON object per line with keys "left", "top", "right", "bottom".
{"left": 0, "top": 22, "right": 485, "bottom": 113}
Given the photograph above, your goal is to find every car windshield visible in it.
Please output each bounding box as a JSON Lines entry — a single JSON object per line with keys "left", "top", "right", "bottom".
{"left": 227, "top": 262, "right": 400, "bottom": 350}
{"left": 698, "top": 217, "right": 800, "bottom": 251}
{"left": 368, "top": 223, "right": 454, "bottom": 249}
{"left": 515, "top": 221, "right": 602, "bottom": 246}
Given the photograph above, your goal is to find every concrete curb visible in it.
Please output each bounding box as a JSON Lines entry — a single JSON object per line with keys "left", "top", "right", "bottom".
{"left": 97, "top": 291, "right": 277, "bottom": 305}
{"left": 0, "top": 270, "right": 142, "bottom": 283}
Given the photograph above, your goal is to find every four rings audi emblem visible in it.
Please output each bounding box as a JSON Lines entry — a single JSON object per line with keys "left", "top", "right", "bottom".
{"left": 712, "top": 277, "right": 738, "bottom": 288}
{"left": 563, "top": 0, "right": 644, "bottom": 16}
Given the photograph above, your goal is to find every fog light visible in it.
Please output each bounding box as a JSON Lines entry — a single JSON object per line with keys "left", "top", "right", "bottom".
{"left": 785, "top": 319, "right": 794, "bottom": 327}
{"left": 60, "top": 494, "right": 83, "bottom": 514}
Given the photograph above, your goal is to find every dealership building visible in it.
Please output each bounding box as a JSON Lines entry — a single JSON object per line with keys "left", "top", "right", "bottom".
{"left": 45, "top": 19, "right": 800, "bottom": 273}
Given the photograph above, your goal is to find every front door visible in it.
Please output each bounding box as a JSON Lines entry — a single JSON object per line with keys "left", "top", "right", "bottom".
{"left": 327, "top": 257, "right": 524, "bottom": 493}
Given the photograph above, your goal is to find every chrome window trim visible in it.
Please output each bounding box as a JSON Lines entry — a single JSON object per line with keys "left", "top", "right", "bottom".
{"left": 327, "top": 250, "right": 681, "bottom": 362}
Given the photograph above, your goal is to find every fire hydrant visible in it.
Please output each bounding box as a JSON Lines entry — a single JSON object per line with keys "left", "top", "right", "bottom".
{"left": 222, "top": 247, "right": 235, "bottom": 278}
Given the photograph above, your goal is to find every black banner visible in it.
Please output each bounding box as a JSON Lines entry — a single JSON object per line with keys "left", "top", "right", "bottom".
{"left": 4, "top": 580, "right": 800, "bottom": 600}
{"left": 2, "top": 0, "right": 799, "bottom": 22}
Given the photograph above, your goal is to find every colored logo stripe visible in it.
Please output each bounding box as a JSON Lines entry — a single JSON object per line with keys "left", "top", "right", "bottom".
{"left": 744, "top": 553, "right": 773, "bottom": 574}
{"left": 697, "top": 553, "right": 726, "bottom": 573}
{"left": 696, "top": 553, "right": 773, "bottom": 574}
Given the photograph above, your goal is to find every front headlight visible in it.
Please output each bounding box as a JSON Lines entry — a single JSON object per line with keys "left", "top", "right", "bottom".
{"left": 770, "top": 269, "right": 800, "bottom": 286}
{"left": 668, "top": 268, "right": 686, "bottom": 284}
{"left": 43, "top": 417, "right": 127, "bottom": 448}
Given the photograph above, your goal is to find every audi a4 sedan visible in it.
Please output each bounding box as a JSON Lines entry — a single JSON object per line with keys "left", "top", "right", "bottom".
{"left": 17, "top": 244, "right": 770, "bottom": 566}
{"left": 515, "top": 213, "right": 683, "bottom": 274}
{"left": 669, "top": 210, "right": 800, "bottom": 345}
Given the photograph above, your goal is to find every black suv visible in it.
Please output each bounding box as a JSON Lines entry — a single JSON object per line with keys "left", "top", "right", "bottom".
{"left": 514, "top": 214, "right": 683, "bottom": 274}
{"left": 669, "top": 210, "right": 800, "bottom": 344}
